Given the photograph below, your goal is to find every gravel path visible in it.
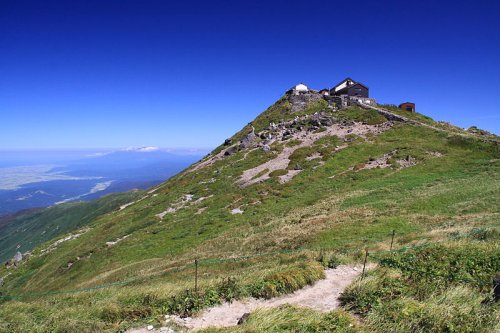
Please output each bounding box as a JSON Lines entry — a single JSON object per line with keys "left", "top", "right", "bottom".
{"left": 171, "top": 264, "right": 366, "bottom": 331}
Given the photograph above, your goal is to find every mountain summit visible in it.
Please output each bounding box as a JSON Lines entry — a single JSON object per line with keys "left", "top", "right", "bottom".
{"left": 1, "top": 85, "right": 499, "bottom": 332}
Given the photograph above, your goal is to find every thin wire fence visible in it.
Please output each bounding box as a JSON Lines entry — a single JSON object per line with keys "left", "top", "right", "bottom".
{"left": 1, "top": 225, "right": 497, "bottom": 299}
{"left": 0, "top": 247, "right": 312, "bottom": 300}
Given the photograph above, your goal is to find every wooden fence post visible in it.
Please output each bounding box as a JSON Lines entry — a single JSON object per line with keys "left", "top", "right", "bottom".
{"left": 390, "top": 229, "right": 396, "bottom": 251}
{"left": 194, "top": 259, "right": 198, "bottom": 293}
{"left": 361, "top": 249, "right": 369, "bottom": 279}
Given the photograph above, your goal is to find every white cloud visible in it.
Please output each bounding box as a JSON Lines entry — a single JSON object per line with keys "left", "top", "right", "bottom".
{"left": 123, "top": 146, "right": 160, "bottom": 152}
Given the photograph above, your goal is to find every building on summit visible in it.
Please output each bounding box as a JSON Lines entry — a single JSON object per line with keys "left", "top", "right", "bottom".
{"left": 330, "top": 78, "right": 369, "bottom": 98}
{"left": 285, "top": 77, "right": 375, "bottom": 108}
{"left": 286, "top": 83, "right": 309, "bottom": 95}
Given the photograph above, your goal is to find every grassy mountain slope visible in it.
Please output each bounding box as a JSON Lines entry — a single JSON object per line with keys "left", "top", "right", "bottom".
{"left": 0, "top": 92, "right": 498, "bottom": 332}
{"left": 0, "top": 190, "right": 142, "bottom": 263}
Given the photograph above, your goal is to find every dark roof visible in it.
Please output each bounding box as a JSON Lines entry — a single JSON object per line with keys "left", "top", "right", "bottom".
{"left": 399, "top": 102, "right": 415, "bottom": 106}
{"left": 332, "top": 77, "right": 355, "bottom": 89}
{"left": 334, "top": 82, "right": 369, "bottom": 94}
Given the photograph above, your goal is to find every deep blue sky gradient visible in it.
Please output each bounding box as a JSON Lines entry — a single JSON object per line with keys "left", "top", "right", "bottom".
{"left": 1, "top": 0, "right": 499, "bottom": 149}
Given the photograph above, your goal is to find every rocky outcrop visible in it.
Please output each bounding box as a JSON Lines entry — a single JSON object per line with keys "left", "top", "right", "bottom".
{"left": 4, "top": 250, "right": 31, "bottom": 268}
{"left": 238, "top": 122, "right": 393, "bottom": 187}
{"left": 289, "top": 91, "right": 323, "bottom": 113}
{"left": 40, "top": 229, "right": 90, "bottom": 256}
{"left": 239, "top": 130, "right": 257, "bottom": 149}
{"left": 224, "top": 146, "right": 238, "bottom": 156}
{"left": 13, "top": 251, "right": 22, "bottom": 264}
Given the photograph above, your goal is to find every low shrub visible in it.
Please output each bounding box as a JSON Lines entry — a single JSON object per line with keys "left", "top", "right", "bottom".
{"left": 379, "top": 241, "right": 499, "bottom": 293}
{"left": 367, "top": 286, "right": 497, "bottom": 333}
{"left": 249, "top": 262, "right": 324, "bottom": 299}
{"left": 216, "top": 277, "right": 245, "bottom": 302}
{"left": 317, "top": 251, "right": 342, "bottom": 269}
{"left": 340, "top": 269, "right": 411, "bottom": 315}
{"left": 341, "top": 240, "right": 500, "bottom": 332}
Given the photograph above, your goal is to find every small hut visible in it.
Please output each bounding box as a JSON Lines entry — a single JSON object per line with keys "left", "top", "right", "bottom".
{"left": 399, "top": 102, "right": 415, "bottom": 112}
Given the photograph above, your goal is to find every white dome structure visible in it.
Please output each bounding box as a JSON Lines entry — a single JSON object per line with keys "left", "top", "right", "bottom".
{"left": 294, "top": 83, "right": 309, "bottom": 92}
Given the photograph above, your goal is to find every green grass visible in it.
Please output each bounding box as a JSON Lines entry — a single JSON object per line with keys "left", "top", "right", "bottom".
{"left": 0, "top": 254, "right": 325, "bottom": 332}
{"left": 0, "top": 190, "right": 142, "bottom": 263}
{"left": 340, "top": 238, "right": 500, "bottom": 332}
{"left": 0, "top": 96, "right": 499, "bottom": 332}
{"left": 202, "top": 305, "right": 360, "bottom": 333}
{"left": 337, "top": 107, "right": 387, "bottom": 125}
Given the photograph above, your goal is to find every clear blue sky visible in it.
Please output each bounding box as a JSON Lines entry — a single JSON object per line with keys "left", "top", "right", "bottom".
{"left": 1, "top": 0, "right": 499, "bottom": 150}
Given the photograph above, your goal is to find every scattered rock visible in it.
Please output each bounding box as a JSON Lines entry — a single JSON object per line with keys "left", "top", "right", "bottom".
{"left": 156, "top": 194, "right": 196, "bottom": 219}
{"left": 397, "top": 155, "right": 417, "bottom": 168}
{"left": 237, "top": 313, "right": 250, "bottom": 325}
{"left": 147, "top": 325, "right": 154, "bottom": 331}
{"left": 262, "top": 144, "right": 271, "bottom": 152}
{"left": 360, "top": 152, "right": 394, "bottom": 170}
{"left": 199, "top": 178, "right": 216, "bottom": 184}
{"left": 467, "top": 126, "right": 492, "bottom": 136}
{"left": 106, "top": 234, "right": 130, "bottom": 247}
{"left": 224, "top": 139, "right": 232, "bottom": 146}
{"left": 40, "top": 229, "right": 90, "bottom": 255}
{"left": 311, "top": 113, "right": 321, "bottom": 126}
{"left": 238, "top": 122, "right": 392, "bottom": 187}
{"left": 240, "top": 131, "right": 256, "bottom": 149}
{"left": 13, "top": 251, "right": 22, "bottom": 264}
{"left": 224, "top": 146, "right": 238, "bottom": 156}
{"left": 428, "top": 151, "right": 443, "bottom": 157}
{"left": 231, "top": 208, "right": 244, "bottom": 214}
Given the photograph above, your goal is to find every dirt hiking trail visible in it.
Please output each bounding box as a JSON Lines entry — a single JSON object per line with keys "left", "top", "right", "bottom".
{"left": 172, "top": 264, "right": 366, "bottom": 331}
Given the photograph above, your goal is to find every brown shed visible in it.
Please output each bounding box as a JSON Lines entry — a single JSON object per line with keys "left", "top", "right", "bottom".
{"left": 399, "top": 102, "right": 415, "bottom": 112}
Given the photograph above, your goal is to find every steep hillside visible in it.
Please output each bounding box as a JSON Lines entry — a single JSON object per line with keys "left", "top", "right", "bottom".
{"left": 0, "top": 190, "right": 142, "bottom": 263}
{"left": 0, "top": 91, "right": 498, "bottom": 332}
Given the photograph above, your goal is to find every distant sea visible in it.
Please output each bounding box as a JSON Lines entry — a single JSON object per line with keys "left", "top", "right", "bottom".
{"left": 0, "top": 148, "right": 208, "bottom": 215}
